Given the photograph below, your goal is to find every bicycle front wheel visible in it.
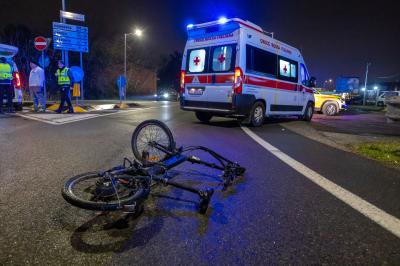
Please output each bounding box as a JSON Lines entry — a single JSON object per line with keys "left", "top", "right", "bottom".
{"left": 62, "top": 172, "right": 147, "bottom": 211}
{"left": 131, "top": 120, "right": 175, "bottom": 163}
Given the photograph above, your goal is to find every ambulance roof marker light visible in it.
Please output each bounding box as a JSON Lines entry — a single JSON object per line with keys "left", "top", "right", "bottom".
{"left": 218, "top": 17, "right": 228, "bottom": 24}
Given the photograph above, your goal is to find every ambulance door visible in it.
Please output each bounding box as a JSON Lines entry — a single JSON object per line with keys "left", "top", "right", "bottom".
{"left": 185, "top": 48, "right": 209, "bottom": 103}
{"left": 205, "top": 44, "right": 236, "bottom": 104}
{"left": 299, "top": 63, "right": 311, "bottom": 110}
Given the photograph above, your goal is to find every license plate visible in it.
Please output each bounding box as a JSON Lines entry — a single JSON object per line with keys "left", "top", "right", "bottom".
{"left": 188, "top": 87, "right": 204, "bottom": 95}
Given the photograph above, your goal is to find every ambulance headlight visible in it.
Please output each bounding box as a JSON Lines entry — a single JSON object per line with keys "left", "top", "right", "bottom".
{"left": 187, "top": 24, "right": 194, "bottom": 29}
{"left": 218, "top": 17, "right": 228, "bottom": 24}
{"left": 163, "top": 93, "right": 169, "bottom": 99}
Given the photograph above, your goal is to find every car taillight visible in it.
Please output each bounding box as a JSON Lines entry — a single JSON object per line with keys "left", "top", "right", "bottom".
{"left": 233, "top": 67, "right": 243, "bottom": 94}
{"left": 179, "top": 70, "right": 185, "bottom": 94}
{"left": 13, "top": 72, "right": 22, "bottom": 88}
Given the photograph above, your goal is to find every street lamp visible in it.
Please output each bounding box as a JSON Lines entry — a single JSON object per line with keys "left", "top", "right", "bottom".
{"left": 124, "top": 28, "right": 143, "bottom": 100}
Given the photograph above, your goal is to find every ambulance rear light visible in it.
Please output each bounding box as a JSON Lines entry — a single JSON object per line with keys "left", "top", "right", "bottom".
{"left": 179, "top": 70, "right": 185, "bottom": 93}
{"left": 233, "top": 67, "right": 243, "bottom": 94}
{"left": 13, "top": 72, "right": 21, "bottom": 89}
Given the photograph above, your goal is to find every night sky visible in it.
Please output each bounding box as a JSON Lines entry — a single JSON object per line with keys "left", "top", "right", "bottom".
{"left": 1, "top": 0, "right": 399, "bottom": 83}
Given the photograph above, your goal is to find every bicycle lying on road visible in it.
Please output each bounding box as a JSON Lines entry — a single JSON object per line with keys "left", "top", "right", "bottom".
{"left": 62, "top": 120, "right": 245, "bottom": 214}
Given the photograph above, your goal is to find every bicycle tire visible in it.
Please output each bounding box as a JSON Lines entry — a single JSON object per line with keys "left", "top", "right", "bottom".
{"left": 62, "top": 172, "right": 147, "bottom": 211}
{"left": 131, "top": 120, "right": 176, "bottom": 163}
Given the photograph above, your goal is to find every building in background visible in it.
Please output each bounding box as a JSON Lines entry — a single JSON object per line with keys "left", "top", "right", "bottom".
{"left": 336, "top": 76, "right": 360, "bottom": 93}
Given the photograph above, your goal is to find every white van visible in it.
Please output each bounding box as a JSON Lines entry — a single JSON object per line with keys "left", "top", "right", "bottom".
{"left": 377, "top": 91, "right": 400, "bottom": 106}
{"left": 179, "top": 18, "right": 315, "bottom": 126}
{"left": 0, "top": 43, "right": 23, "bottom": 111}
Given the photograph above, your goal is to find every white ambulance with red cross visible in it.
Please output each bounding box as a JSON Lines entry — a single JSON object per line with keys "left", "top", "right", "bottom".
{"left": 179, "top": 18, "right": 316, "bottom": 127}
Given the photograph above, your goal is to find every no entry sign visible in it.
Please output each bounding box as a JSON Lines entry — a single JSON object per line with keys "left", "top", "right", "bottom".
{"left": 34, "top": 36, "right": 48, "bottom": 51}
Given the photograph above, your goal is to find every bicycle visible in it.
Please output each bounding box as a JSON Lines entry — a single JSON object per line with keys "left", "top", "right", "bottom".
{"left": 62, "top": 119, "right": 245, "bottom": 214}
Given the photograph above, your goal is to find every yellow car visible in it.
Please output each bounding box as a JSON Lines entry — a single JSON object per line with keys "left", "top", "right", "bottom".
{"left": 313, "top": 89, "right": 347, "bottom": 116}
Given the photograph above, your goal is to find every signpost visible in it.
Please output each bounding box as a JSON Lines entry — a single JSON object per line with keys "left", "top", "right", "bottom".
{"left": 60, "top": 10, "right": 85, "bottom": 22}
{"left": 116, "top": 75, "right": 127, "bottom": 103}
{"left": 34, "top": 36, "right": 49, "bottom": 104}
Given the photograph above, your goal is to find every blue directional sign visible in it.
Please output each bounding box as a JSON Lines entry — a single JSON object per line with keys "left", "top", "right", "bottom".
{"left": 70, "top": 66, "right": 85, "bottom": 82}
{"left": 52, "top": 22, "right": 89, "bottom": 53}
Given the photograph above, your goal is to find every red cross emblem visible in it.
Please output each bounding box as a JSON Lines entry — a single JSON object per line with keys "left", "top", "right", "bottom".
{"left": 283, "top": 65, "right": 288, "bottom": 73}
{"left": 217, "top": 54, "right": 226, "bottom": 63}
{"left": 193, "top": 56, "right": 200, "bottom": 66}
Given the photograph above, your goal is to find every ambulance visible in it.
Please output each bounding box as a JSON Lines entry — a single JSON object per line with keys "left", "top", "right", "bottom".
{"left": 0, "top": 43, "right": 23, "bottom": 111}
{"left": 179, "top": 18, "right": 316, "bottom": 126}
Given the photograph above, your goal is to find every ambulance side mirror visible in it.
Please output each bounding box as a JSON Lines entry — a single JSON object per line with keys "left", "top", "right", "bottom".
{"left": 309, "top": 77, "right": 317, "bottom": 88}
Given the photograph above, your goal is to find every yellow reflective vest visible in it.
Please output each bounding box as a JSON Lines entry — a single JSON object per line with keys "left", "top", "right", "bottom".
{"left": 0, "top": 63, "right": 13, "bottom": 84}
{"left": 56, "top": 68, "right": 71, "bottom": 86}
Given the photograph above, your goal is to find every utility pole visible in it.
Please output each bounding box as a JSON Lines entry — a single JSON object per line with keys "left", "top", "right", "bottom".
{"left": 61, "top": 0, "right": 69, "bottom": 66}
{"left": 363, "top": 62, "right": 371, "bottom": 106}
{"left": 124, "top": 33, "right": 127, "bottom": 101}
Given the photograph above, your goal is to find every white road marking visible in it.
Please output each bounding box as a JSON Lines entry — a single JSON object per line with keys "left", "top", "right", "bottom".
{"left": 241, "top": 126, "right": 400, "bottom": 238}
{"left": 15, "top": 107, "right": 159, "bottom": 125}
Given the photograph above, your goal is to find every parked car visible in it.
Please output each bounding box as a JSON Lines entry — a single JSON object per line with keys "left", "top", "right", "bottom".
{"left": 313, "top": 89, "right": 347, "bottom": 116}
{"left": 377, "top": 91, "right": 400, "bottom": 106}
{"left": 0, "top": 43, "right": 23, "bottom": 111}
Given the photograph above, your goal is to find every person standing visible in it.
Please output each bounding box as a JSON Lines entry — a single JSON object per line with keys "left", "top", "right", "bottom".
{"left": 55, "top": 60, "right": 74, "bottom": 113}
{"left": 29, "top": 60, "right": 46, "bottom": 112}
{"left": 0, "top": 57, "right": 14, "bottom": 113}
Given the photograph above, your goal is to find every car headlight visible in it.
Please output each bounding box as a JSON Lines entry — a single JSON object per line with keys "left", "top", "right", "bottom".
{"left": 163, "top": 93, "right": 169, "bottom": 98}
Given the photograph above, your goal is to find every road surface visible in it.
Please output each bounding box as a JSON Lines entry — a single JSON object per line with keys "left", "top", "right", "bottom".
{"left": 0, "top": 101, "right": 399, "bottom": 265}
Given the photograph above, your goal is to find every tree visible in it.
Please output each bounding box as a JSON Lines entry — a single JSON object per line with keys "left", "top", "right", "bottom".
{"left": 86, "top": 35, "right": 159, "bottom": 99}
{"left": 157, "top": 51, "right": 182, "bottom": 91}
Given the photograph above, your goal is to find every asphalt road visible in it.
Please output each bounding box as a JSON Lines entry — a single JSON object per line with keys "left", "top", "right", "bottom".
{"left": 0, "top": 101, "right": 399, "bottom": 265}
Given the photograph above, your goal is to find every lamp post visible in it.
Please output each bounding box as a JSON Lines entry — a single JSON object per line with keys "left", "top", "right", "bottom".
{"left": 124, "top": 28, "right": 143, "bottom": 101}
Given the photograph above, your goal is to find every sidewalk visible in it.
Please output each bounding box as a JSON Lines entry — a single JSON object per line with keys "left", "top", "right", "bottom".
{"left": 280, "top": 111, "right": 400, "bottom": 169}
{"left": 22, "top": 100, "right": 143, "bottom": 113}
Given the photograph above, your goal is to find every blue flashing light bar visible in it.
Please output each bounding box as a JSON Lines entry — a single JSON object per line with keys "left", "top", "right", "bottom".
{"left": 218, "top": 17, "right": 228, "bottom": 24}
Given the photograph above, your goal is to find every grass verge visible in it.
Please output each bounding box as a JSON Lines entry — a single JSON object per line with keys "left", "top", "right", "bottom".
{"left": 352, "top": 141, "right": 400, "bottom": 167}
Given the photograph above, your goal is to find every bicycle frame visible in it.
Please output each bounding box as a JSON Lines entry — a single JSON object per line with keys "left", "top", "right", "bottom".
{"left": 98, "top": 141, "right": 245, "bottom": 213}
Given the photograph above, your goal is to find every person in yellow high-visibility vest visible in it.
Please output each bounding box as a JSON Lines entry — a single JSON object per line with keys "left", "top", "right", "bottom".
{"left": 0, "top": 57, "right": 14, "bottom": 114}
{"left": 55, "top": 60, "right": 74, "bottom": 113}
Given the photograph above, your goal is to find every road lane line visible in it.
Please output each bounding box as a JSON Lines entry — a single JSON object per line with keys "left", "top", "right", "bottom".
{"left": 241, "top": 126, "right": 400, "bottom": 238}
{"left": 15, "top": 107, "right": 160, "bottom": 125}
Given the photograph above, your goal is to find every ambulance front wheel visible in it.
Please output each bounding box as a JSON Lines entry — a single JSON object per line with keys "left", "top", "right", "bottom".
{"left": 195, "top": 112, "right": 213, "bottom": 123}
{"left": 302, "top": 102, "right": 314, "bottom": 121}
{"left": 245, "top": 101, "right": 265, "bottom": 127}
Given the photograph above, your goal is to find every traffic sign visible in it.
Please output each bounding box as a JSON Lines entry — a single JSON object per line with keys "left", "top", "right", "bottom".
{"left": 38, "top": 55, "right": 50, "bottom": 68}
{"left": 70, "top": 66, "right": 84, "bottom": 82}
{"left": 117, "top": 75, "right": 127, "bottom": 101}
{"left": 60, "top": 10, "right": 85, "bottom": 22}
{"left": 117, "top": 75, "right": 127, "bottom": 89}
{"left": 34, "top": 36, "right": 48, "bottom": 51}
{"left": 52, "top": 22, "right": 89, "bottom": 53}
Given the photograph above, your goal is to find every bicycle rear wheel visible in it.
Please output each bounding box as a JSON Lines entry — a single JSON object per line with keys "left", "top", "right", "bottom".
{"left": 131, "top": 120, "right": 175, "bottom": 163}
{"left": 62, "top": 172, "right": 147, "bottom": 211}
